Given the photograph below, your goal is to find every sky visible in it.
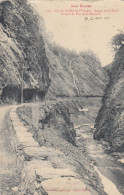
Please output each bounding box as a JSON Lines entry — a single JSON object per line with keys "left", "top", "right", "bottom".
{"left": 28, "top": 0, "right": 124, "bottom": 66}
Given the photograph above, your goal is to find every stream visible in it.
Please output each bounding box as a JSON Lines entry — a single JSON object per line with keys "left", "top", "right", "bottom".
{"left": 75, "top": 122, "right": 124, "bottom": 195}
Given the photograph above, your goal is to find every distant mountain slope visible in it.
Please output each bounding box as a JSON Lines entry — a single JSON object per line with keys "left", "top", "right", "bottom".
{"left": 36, "top": 15, "right": 109, "bottom": 99}
{"left": 104, "top": 63, "right": 112, "bottom": 76}
{"left": 44, "top": 41, "right": 109, "bottom": 99}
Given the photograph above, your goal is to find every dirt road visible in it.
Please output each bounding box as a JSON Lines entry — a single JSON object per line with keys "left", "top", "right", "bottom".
{"left": 0, "top": 106, "right": 24, "bottom": 195}
{"left": 0, "top": 102, "right": 124, "bottom": 195}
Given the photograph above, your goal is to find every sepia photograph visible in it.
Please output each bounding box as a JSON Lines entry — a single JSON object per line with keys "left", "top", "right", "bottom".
{"left": 0, "top": 0, "right": 124, "bottom": 194}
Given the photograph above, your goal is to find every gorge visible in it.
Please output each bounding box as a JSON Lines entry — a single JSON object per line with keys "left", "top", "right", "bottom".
{"left": 0, "top": 0, "right": 124, "bottom": 195}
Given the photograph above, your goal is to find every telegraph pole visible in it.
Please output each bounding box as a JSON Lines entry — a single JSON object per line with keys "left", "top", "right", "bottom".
{"left": 20, "top": 63, "right": 32, "bottom": 104}
{"left": 21, "top": 63, "right": 24, "bottom": 104}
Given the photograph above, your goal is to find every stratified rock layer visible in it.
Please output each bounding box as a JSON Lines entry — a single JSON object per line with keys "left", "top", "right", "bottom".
{"left": 94, "top": 45, "right": 124, "bottom": 152}
{"left": 45, "top": 44, "right": 109, "bottom": 99}
{"left": 17, "top": 101, "right": 76, "bottom": 146}
{"left": 0, "top": 0, "right": 109, "bottom": 104}
{"left": 36, "top": 16, "right": 109, "bottom": 99}
{"left": 0, "top": 0, "right": 50, "bottom": 103}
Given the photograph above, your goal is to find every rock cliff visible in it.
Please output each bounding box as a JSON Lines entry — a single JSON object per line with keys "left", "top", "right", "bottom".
{"left": 45, "top": 43, "right": 109, "bottom": 99}
{"left": 0, "top": 0, "right": 50, "bottom": 104}
{"left": 17, "top": 101, "right": 76, "bottom": 146}
{"left": 0, "top": 0, "right": 109, "bottom": 104}
{"left": 36, "top": 16, "right": 109, "bottom": 99}
{"left": 94, "top": 45, "right": 124, "bottom": 152}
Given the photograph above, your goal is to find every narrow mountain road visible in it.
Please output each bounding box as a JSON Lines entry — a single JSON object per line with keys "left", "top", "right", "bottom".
{"left": 76, "top": 123, "right": 124, "bottom": 195}
{"left": 0, "top": 106, "right": 13, "bottom": 174}
{"left": 9, "top": 104, "right": 92, "bottom": 195}
{"left": 1, "top": 102, "right": 124, "bottom": 195}
{"left": 0, "top": 105, "right": 24, "bottom": 195}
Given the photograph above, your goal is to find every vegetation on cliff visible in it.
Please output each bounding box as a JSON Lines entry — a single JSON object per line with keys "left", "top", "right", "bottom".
{"left": 94, "top": 32, "right": 124, "bottom": 152}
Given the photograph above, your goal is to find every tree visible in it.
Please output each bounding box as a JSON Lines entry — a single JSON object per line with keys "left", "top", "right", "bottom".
{"left": 111, "top": 31, "right": 124, "bottom": 51}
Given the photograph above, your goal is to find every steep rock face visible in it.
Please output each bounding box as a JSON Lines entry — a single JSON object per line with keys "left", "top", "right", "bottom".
{"left": 94, "top": 45, "right": 124, "bottom": 152}
{"left": 0, "top": 0, "right": 50, "bottom": 103}
{"left": 45, "top": 44, "right": 109, "bottom": 99}
{"left": 17, "top": 101, "right": 76, "bottom": 146}
{"left": 104, "top": 63, "right": 112, "bottom": 76}
{"left": 0, "top": 0, "right": 108, "bottom": 104}
{"left": 36, "top": 15, "right": 109, "bottom": 99}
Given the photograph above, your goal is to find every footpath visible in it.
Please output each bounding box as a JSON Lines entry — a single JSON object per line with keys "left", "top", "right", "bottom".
{"left": 10, "top": 106, "right": 91, "bottom": 195}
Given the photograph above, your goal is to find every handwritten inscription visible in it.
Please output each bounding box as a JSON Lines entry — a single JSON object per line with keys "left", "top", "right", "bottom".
{"left": 84, "top": 16, "right": 110, "bottom": 21}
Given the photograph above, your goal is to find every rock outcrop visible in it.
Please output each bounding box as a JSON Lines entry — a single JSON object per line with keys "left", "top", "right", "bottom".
{"left": 36, "top": 16, "right": 109, "bottom": 99}
{"left": 0, "top": 0, "right": 109, "bottom": 104}
{"left": 104, "top": 63, "right": 112, "bottom": 76}
{"left": 45, "top": 43, "right": 109, "bottom": 99}
{"left": 94, "top": 45, "right": 124, "bottom": 152}
{"left": 17, "top": 101, "right": 76, "bottom": 146}
{"left": 0, "top": 0, "right": 50, "bottom": 104}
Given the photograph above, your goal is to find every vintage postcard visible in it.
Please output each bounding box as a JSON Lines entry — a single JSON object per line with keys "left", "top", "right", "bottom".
{"left": 0, "top": 0, "right": 124, "bottom": 194}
